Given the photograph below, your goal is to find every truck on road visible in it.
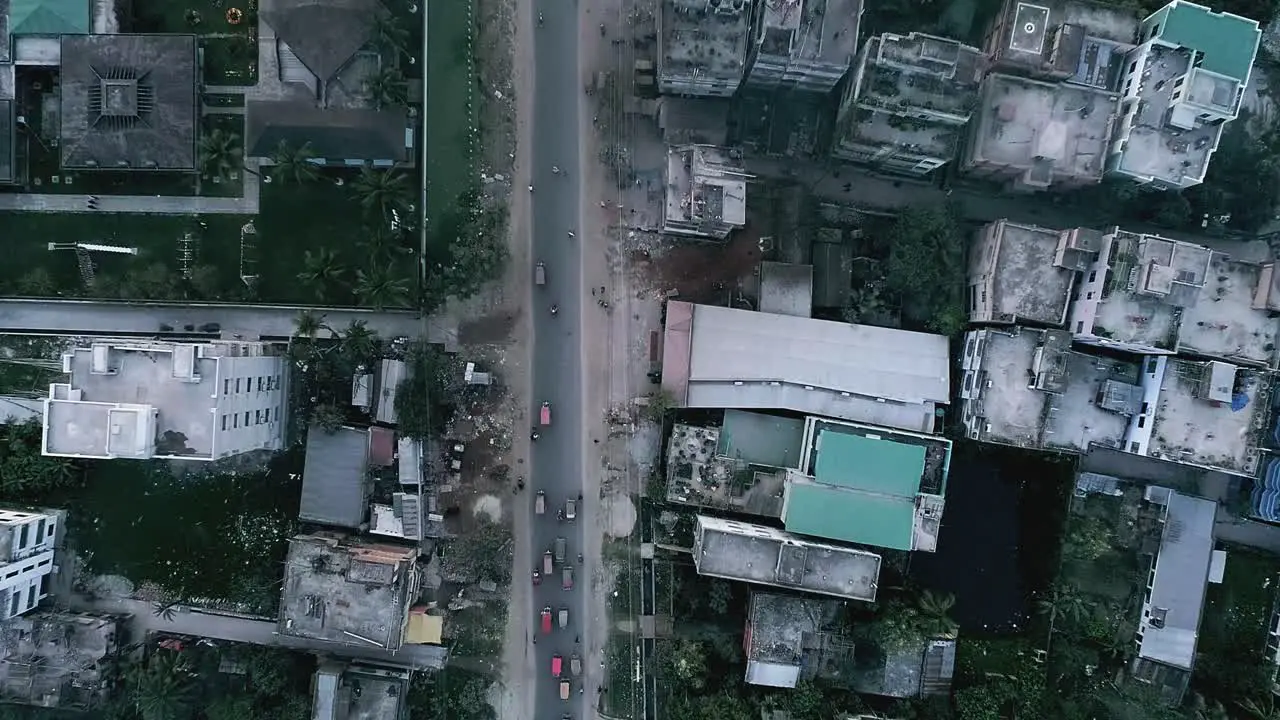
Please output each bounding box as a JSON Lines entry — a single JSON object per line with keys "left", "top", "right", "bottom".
{"left": 535, "top": 490, "right": 546, "bottom": 515}
{"left": 541, "top": 607, "right": 552, "bottom": 634}
{"left": 555, "top": 537, "right": 566, "bottom": 564}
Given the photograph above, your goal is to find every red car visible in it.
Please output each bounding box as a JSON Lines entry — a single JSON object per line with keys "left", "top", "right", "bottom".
{"left": 552, "top": 654, "right": 563, "bottom": 677}
{"left": 541, "top": 606, "right": 552, "bottom": 634}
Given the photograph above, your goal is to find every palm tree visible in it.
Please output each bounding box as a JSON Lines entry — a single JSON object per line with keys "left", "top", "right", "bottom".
{"left": 295, "top": 248, "right": 346, "bottom": 301}
{"left": 915, "top": 590, "right": 958, "bottom": 638}
{"left": 293, "top": 310, "right": 325, "bottom": 340}
{"left": 365, "top": 65, "right": 408, "bottom": 109}
{"left": 359, "top": 224, "right": 412, "bottom": 265}
{"left": 14, "top": 267, "right": 57, "bottom": 296}
{"left": 355, "top": 263, "right": 412, "bottom": 310}
{"left": 1036, "top": 583, "right": 1090, "bottom": 632}
{"left": 1241, "top": 696, "right": 1280, "bottom": 720}
{"left": 352, "top": 168, "right": 409, "bottom": 219}
{"left": 370, "top": 7, "right": 409, "bottom": 56}
{"left": 341, "top": 319, "right": 380, "bottom": 362}
{"left": 152, "top": 600, "right": 181, "bottom": 622}
{"left": 198, "top": 127, "right": 242, "bottom": 181}
{"left": 129, "top": 651, "right": 194, "bottom": 720}
{"left": 269, "top": 140, "right": 320, "bottom": 184}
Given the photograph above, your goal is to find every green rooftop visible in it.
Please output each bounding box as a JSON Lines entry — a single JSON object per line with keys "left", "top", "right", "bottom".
{"left": 812, "top": 431, "right": 926, "bottom": 496}
{"left": 784, "top": 479, "right": 917, "bottom": 551}
{"left": 10, "top": 0, "right": 90, "bottom": 35}
{"left": 784, "top": 430, "right": 930, "bottom": 551}
{"left": 1145, "top": 0, "right": 1260, "bottom": 81}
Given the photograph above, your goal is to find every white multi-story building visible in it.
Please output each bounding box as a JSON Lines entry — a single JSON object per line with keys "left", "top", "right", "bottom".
{"left": 0, "top": 508, "right": 60, "bottom": 620}
{"left": 42, "top": 340, "right": 288, "bottom": 461}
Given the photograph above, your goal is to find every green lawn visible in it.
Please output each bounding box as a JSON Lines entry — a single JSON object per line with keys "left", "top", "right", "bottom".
{"left": 256, "top": 180, "right": 371, "bottom": 304}
{"left": 0, "top": 211, "right": 244, "bottom": 298}
{"left": 128, "top": 0, "right": 259, "bottom": 85}
{"left": 426, "top": 0, "right": 476, "bottom": 220}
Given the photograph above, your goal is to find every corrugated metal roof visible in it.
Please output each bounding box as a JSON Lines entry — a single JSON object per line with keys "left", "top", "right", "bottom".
{"left": 813, "top": 431, "right": 926, "bottom": 495}
{"left": 1140, "top": 492, "right": 1216, "bottom": 670}
{"left": 299, "top": 426, "right": 370, "bottom": 528}
{"left": 667, "top": 302, "right": 950, "bottom": 432}
{"left": 375, "top": 360, "right": 406, "bottom": 425}
{"left": 783, "top": 476, "right": 917, "bottom": 550}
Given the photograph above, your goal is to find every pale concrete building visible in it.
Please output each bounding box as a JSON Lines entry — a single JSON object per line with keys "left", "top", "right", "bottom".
{"left": 831, "top": 32, "right": 985, "bottom": 176}
{"left": 967, "top": 220, "right": 1100, "bottom": 326}
{"left": 658, "top": 0, "right": 755, "bottom": 97}
{"left": 1107, "top": 1, "right": 1261, "bottom": 189}
{"left": 42, "top": 340, "right": 288, "bottom": 461}
{"left": 664, "top": 145, "right": 752, "bottom": 240}
{"left": 692, "top": 515, "right": 881, "bottom": 601}
{"left": 0, "top": 508, "right": 61, "bottom": 620}
{"left": 743, "top": 0, "right": 862, "bottom": 93}
{"left": 961, "top": 72, "right": 1120, "bottom": 191}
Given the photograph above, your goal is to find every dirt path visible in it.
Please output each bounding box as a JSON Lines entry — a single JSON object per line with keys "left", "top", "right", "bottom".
{"left": 491, "top": 0, "right": 536, "bottom": 716}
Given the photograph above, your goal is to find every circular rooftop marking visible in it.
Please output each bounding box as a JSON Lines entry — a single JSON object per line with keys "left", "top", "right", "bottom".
{"left": 1024, "top": 22, "right": 1037, "bottom": 33}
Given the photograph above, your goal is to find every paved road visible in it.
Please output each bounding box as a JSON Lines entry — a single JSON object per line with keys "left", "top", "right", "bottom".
{"left": 0, "top": 298, "right": 458, "bottom": 348}
{"left": 530, "top": 0, "right": 588, "bottom": 717}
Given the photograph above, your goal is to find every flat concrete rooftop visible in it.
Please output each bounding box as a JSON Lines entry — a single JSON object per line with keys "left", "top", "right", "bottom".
{"left": 279, "top": 535, "right": 418, "bottom": 651}
{"left": 661, "top": 0, "right": 753, "bottom": 84}
{"left": 963, "top": 327, "right": 1135, "bottom": 452}
{"left": 1080, "top": 231, "right": 1211, "bottom": 350}
{"left": 985, "top": 221, "right": 1076, "bottom": 325}
{"left": 970, "top": 73, "right": 1116, "bottom": 182}
{"left": 756, "top": 0, "right": 861, "bottom": 67}
{"left": 1115, "top": 45, "right": 1222, "bottom": 185}
{"left": 694, "top": 516, "right": 880, "bottom": 601}
{"left": 46, "top": 342, "right": 218, "bottom": 458}
{"left": 1178, "top": 255, "right": 1279, "bottom": 367}
{"left": 1149, "top": 359, "right": 1267, "bottom": 475}
{"left": 665, "top": 145, "right": 749, "bottom": 228}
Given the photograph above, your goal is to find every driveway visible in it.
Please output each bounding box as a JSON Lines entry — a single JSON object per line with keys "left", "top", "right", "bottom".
{"left": 529, "top": 0, "right": 589, "bottom": 716}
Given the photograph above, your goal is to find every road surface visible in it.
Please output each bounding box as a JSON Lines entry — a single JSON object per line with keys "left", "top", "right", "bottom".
{"left": 0, "top": 298, "right": 457, "bottom": 347}
{"left": 529, "top": 0, "right": 589, "bottom": 717}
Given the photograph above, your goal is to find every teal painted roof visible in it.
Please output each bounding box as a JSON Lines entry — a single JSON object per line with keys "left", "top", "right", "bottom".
{"left": 1151, "top": 1, "right": 1259, "bottom": 81}
{"left": 783, "top": 479, "right": 917, "bottom": 550}
{"left": 812, "top": 431, "right": 926, "bottom": 496}
{"left": 10, "top": 0, "right": 90, "bottom": 35}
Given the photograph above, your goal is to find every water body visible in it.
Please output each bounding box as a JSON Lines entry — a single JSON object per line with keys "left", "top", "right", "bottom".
{"left": 910, "top": 442, "right": 1072, "bottom": 633}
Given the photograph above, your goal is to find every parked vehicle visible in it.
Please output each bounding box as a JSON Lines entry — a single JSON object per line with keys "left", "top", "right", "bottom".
{"left": 535, "top": 490, "right": 546, "bottom": 515}
{"left": 552, "top": 654, "right": 563, "bottom": 677}
{"left": 559, "top": 680, "right": 570, "bottom": 700}
{"left": 159, "top": 323, "right": 174, "bottom": 332}
{"left": 570, "top": 654, "right": 582, "bottom": 677}
{"left": 555, "top": 537, "right": 566, "bottom": 564}
{"left": 198, "top": 323, "right": 221, "bottom": 333}
{"left": 558, "top": 607, "right": 569, "bottom": 629}
{"left": 565, "top": 498, "right": 576, "bottom": 522}
{"left": 540, "top": 402, "right": 551, "bottom": 425}
{"left": 543, "top": 551, "right": 553, "bottom": 575}
{"left": 562, "top": 566, "right": 574, "bottom": 590}
{"left": 536, "top": 262, "right": 546, "bottom": 285}
{"left": 541, "top": 607, "right": 552, "bottom": 634}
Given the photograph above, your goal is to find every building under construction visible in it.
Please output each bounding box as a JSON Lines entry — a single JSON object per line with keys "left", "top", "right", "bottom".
{"left": 0, "top": 611, "right": 123, "bottom": 710}
{"left": 663, "top": 144, "right": 752, "bottom": 240}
